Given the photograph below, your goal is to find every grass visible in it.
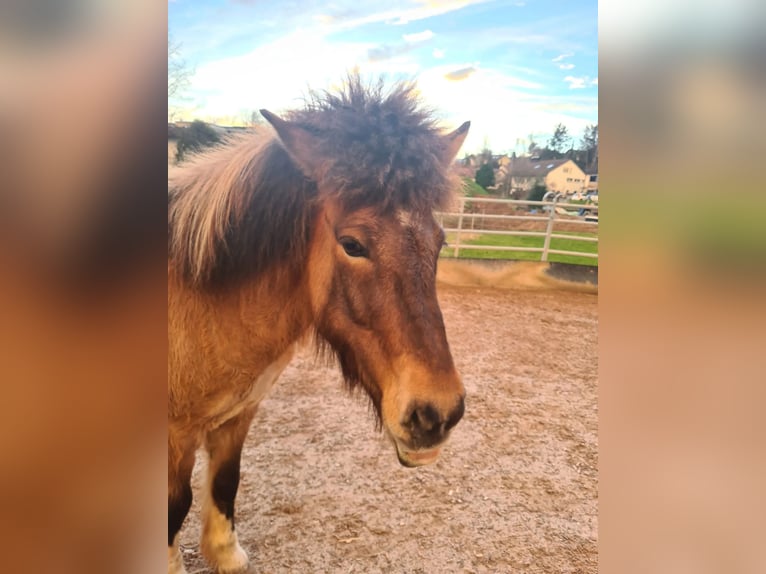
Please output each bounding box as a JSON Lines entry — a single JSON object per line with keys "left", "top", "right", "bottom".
{"left": 442, "top": 231, "right": 598, "bottom": 266}
{"left": 461, "top": 177, "right": 490, "bottom": 197}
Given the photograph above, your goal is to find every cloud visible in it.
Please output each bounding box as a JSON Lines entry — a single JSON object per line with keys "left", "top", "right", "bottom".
{"left": 185, "top": 29, "right": 376, "bottom": 119}
{"left": 311, "top": 0, "right": 491, "bottom": 29}
{"left": 416, "top": 66, "right": 595, "bottom": 154}
{"left": 368, "top": 27, "right": 435, "bottom": 62}
{"left": 172, "top": 2, "right": 596, "bottom": 152}
{"left": 552, "top": 52, "right": 574, "bottom": 62}
{"left": 402, "top": 29, "right": 434, "bottom": 43}
{"left": 499, "top": 75, "right": 544, "bottom": 90}
{"left": 444, "top": 66, "right": 478, "bottom": 81}
{"left": 535, "top": 102, "right": 595, "bottom": 113}
{"left": 440, "top": 62, "right": 542, "bottom": 87}
{"left": 564, "top": 75, "right": 597, "bottom": 89}
{"left": 564, "top": 76, "right": 586, "bottom": 89}
{"left": 313, "top": 14, "right": 335, "bottom": 24}
{"left": 387, "top": 0, "right": 489, "bottom": 25}
{"left": 558, "top": 63, "right": 575, "bottom": 70}
{"left": 368, "top": 43, "right": 412, "bottom": 62}
{"left": 515, "top": 2, "right": 526, "bottom": 5}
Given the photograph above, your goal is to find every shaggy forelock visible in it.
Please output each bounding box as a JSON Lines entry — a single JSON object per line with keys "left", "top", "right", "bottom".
{"left": 287, "top": 75, "right": 456, "bottom": 212}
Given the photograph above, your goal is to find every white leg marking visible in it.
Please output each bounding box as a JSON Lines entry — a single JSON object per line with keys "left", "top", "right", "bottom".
{"left": 168, "top": 540, "right": 187, "bottom": 574}
{"left": 199, "top": 350, "right": 294, "bottom": 572}
{"left": 201, "top": 499, "right": 248, "bottom": 573}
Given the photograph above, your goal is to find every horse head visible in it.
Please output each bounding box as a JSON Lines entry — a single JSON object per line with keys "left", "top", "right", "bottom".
{"left": 261, "top": 90, "right": 469, "bottom": 466}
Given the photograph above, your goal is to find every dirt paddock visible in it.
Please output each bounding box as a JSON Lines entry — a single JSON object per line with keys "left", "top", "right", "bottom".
{"left": 179, "top": 286, "right": 598, "bottom": 573}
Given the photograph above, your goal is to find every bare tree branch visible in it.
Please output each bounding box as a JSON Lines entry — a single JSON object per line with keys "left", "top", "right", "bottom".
{"left": 168, "top": 36, "right": 193, "bottom": 100}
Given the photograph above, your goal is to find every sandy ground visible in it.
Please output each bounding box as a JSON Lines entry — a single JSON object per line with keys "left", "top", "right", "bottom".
{"left": 178, "top": 286, "right": 598, "bottom": 573}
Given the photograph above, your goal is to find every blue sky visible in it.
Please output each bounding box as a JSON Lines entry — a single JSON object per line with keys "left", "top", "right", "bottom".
{"left": 169, "top": 0, "right": 597, "bottom": 155}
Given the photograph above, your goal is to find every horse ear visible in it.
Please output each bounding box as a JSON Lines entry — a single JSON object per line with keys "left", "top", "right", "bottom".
{"left": 440, "top": 121, "right": 471, "bottom": 165}
{"left": 260, "top": 109, "right": 322, "bottom": 177}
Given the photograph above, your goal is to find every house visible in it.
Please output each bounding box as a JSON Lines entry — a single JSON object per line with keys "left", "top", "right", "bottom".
{"left": 495, "top": 155, "right": 511, "bottom": 167}
{"left": 585, "top": 168, "right": 598, "bottom": 193}
{"left": 504, "top": 158, "right": 588, "bottom": 196}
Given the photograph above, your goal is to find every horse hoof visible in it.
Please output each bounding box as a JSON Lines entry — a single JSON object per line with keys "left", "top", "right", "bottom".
{"left": 213, "top": 542, "right": 249, "bottom": 573}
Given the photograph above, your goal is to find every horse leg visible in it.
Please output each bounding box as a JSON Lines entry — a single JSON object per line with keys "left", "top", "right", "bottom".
{"left": 168, "top": 433, "right": 196, "bottom": 574}
{"left": 200, "top": 407, "right": 257, "bottom": 573}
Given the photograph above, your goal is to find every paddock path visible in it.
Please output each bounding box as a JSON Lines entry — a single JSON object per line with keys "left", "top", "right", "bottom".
{"left": 180, "top": 287, "right": 598, "bottom": 573}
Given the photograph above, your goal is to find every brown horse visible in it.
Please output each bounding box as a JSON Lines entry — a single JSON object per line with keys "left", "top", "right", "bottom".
{"left": 168, "top": 77, "right": 469, "bottom": 574}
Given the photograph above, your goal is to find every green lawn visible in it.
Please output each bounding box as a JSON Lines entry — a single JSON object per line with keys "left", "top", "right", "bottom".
{"left": 461, "top": 177, "right": 490, "bottom": 197}
{"left": 441, "top": 231, "right": 598, "bottom": 266}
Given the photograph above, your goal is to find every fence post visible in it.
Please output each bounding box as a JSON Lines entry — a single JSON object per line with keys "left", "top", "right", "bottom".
{"left": 541, "top": 195, "right": 557, "bottom": 262}
{"left": 454, "top": 198, "right": 465, "bottom": 258}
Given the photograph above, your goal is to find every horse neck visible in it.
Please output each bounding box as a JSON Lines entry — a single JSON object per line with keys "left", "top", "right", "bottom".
{"left": 238, "top": 264, "right": 314, "bottom": 350}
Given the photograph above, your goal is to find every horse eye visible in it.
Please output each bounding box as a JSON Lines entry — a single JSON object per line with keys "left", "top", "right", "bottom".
{"left": 338, "top": 236, "right": 367, "bottom": 258}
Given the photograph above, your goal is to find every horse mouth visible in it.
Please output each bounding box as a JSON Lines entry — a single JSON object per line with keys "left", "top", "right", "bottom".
{"left": 394, "top": 443, "right": 442, "bottom": 468}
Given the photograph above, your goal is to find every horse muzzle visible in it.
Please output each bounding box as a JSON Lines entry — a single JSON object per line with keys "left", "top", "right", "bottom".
{"left": 388, "top": 394, "right": 465, "bottom": 467}
{"left": 394, "top": 443, "right": 442, "bottom": 467}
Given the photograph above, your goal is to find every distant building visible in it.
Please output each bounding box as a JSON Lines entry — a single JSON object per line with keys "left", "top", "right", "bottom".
{"left": 504, "top": 158, "right": 588, "bottom": 196}
{"left": 463, "top": 154, "right": 479, "bottom": 167}
{"left": 585, "top": 169, "right": 598, "bottom": 193}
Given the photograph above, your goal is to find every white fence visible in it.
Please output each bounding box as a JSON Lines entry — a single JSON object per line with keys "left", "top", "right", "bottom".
{"left": 435, "top": 196, "right": 598, "bottom": 263}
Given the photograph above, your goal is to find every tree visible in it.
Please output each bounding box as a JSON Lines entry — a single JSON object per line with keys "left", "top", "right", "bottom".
{"left": 169, "top": 37, "right": 193, "bottom": 99}
{"left": 236, "top": 109, "right": 265, "bottom": 128}
{"left": 528, "top": 134, "right": 543, "bottom": 157}
{"left": 169, "top": 36, "right": 194, "bottom": 121}
{"left": 568, "top": 149, "right": 587, "bottom": 171}
{"left": 547, "top": 123, "right": 571, "bottom": 156}
{"left": 175, "top": 120, "right": 221, "bottom": 163}
{"left": 580, "top": 124, "right": 598, "bottom": 171}
{"left": 479, "top": 140, "right": 495, "bottom": 168}
{"left": 527, "top": 183, "right": 547, "bottom": 203}
{"left": 475, "top": 163, "right": 495, "bottom": 190}
{"left": 537, "top": 147, "right": 562, "bottom": 160}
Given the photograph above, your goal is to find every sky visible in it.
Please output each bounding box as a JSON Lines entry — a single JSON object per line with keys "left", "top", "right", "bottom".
{"left": 168, "top": 0, "right": 597, "bottom": 155}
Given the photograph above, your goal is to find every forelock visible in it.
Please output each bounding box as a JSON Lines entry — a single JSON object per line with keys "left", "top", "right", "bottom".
{"left": 285, "top": 75, "right": 456, "bottom": 211}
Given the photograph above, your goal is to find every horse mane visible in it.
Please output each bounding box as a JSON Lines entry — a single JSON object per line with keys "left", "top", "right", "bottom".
{"left": 168, "top": 74, "right": 458, "bottom": 290}
{"left": 169, "top": 136, "right": 316, "bottom": 288}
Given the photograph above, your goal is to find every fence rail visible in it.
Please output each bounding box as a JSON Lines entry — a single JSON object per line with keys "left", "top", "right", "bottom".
{"left": 435, "top": 196, "right": 598, "bottom": 263}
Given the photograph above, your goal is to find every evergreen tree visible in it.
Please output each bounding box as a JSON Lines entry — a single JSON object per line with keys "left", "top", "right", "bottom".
{"left": 475, "top": 163, "right": 495, "bottom": 190}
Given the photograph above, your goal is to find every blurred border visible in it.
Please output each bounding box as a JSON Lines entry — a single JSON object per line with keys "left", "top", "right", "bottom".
{"left": 0, "top": 2, "right": 167, "bottom": 573}
{"left": 2, "top": 0, "right": 765, "bottom": 571}
{"left": 600, "top": 0, "right": 766, "bottom": 572}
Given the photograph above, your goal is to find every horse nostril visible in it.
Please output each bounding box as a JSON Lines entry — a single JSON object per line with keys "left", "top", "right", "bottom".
{"left": 408, "top": 404, "right": 440, "bottom": 434}
{"left": 404, "top": 398, "right": 464, "bottom": 447}
{"left": 444, "top": 396, "right": 465, "bottom": 431}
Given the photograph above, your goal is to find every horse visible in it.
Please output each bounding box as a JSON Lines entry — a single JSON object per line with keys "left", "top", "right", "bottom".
{"left": 168, "top": 76, "right": 470, "bottom": 574}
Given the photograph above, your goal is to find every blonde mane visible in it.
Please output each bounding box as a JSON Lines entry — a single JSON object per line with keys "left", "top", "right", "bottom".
{"left": 169, "top": 134, "right": 315, "bottom": 288}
